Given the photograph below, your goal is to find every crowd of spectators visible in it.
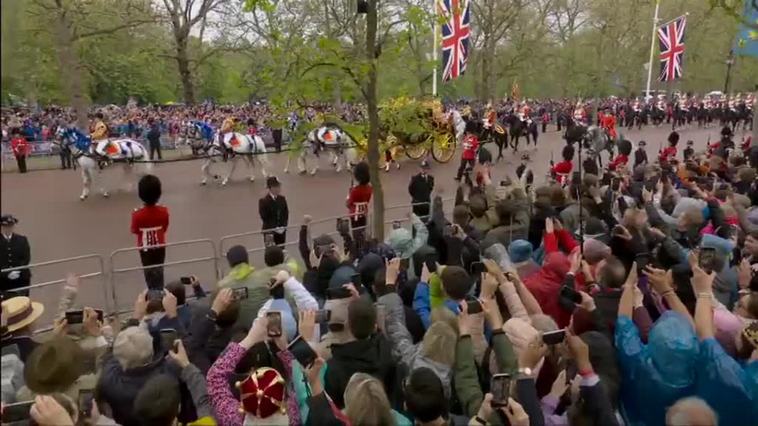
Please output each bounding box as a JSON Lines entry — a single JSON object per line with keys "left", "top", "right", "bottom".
{"left": 1, "top": 121, "right": 758, "bottom": 426}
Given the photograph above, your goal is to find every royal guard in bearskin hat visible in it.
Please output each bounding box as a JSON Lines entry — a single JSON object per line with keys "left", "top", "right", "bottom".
{"left": 608, "top": 139, "right": 632, "bottom": 171}
{"left": 551, "top": 144, "right": 574, "bottom": 186}
{"left": 659, "top": 131, "right": 679, "bottom": 164}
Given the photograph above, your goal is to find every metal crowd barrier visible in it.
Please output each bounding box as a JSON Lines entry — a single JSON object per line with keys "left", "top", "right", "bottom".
{"left": 3, "top": 196, "right": 461, "bottom": 331}
{"left": 108, "top": 239, "right": 220, "bottom": 312}
{"left": 1, "top": 254, "right": 108, "bottom": 333}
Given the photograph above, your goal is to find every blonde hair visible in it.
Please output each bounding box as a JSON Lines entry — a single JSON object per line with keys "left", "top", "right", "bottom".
{"left": 421, "top": 321, "right": 458, "bottom": 367}
{"left": 344, "top": 373, "right": 395, "bottom": 426}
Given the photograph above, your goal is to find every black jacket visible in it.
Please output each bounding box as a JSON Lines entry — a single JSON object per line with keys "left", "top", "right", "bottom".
{"left": 258, "top": 194, "right": 289, "bottom": 231}
{"left": 408, "top": 173, "right": 434, "bottom": 216}
{"left": 324, "top": 334, "right": 397, "bottom": 409}
{"left": 633, "top": 148, "right": 648, "bottom": 168}
{"left": 146, "top": 125, "right": 161, "bottom": 146}
{"left": 1, "top": 233, "right": 31, "bottom": 292}
{"left": 97, "top": 350, "right": 179, "bottom": 426}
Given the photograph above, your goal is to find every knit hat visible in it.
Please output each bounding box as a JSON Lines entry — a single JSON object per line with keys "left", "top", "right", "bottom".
{"left": 508, "top": 240, "right": 533, "bottom": 263}
{"left": 24, "top": 336, "right": 84, "bottom": 394}
{"left": 386, "top": 228, "right": 415, "bottom": 259}
{"left": 235, "top": 367, "right": 287, "bottom": 419}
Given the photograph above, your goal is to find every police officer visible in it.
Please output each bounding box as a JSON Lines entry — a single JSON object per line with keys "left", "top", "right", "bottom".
{"left": 259, "top": 176, "right": 289, "bottom": 247}
{"left": 0, "top": 215, "right": 31, "bottom": 297}
{"left": 408, "top": 160, "right": 434, "bottom": 219}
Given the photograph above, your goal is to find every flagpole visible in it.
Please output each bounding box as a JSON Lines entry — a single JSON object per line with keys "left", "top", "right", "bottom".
{"left": 645, "top": 0, "right": 660, "bottom": 99}
{"left": 432, "top": 0, "right": 438, "bottom": 97}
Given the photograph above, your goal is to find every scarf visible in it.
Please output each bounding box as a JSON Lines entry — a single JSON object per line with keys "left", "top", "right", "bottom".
{"left": 230, "top": 263, "right": 254, "bottom": 281}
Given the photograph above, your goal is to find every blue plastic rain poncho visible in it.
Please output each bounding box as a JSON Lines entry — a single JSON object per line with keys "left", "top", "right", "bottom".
{"left": 615, "top": 311, "right": 699, "bottom": 426}
{"left": 695, "top": 338, "right": 758, "bottom": 426}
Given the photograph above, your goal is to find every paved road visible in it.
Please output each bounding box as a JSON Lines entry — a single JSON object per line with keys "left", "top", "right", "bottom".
{"left": 0, "top": 123, "right": 743, "bottom": 324}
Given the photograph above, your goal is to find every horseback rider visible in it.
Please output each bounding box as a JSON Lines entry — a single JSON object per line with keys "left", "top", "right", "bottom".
{"left": 219, "top": 115, "right": 237, "bottom": 157}
{"left": 91, "top": 112, "right": 112, "bottom": 165}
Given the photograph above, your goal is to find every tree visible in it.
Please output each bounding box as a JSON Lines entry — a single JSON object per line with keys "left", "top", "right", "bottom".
{"left": 159, "top": 0, "right": 226, "bottom": 104}
{"left": 27, "top": 0, "right": 155, "bottom": 129}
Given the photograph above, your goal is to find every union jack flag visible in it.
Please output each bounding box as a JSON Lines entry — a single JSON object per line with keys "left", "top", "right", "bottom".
{"left": 657, "top": 15, "right": 687, "bottom": 82}
{"left": 439, "top": 0, "right": 471, "bottom": 82}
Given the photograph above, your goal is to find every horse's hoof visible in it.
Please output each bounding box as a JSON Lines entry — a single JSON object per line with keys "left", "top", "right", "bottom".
{"left": 249, "top": 177, "right": 255, "bottom": 182}
{"left": 200, "top": 180, "right": 207, "bottom": 186}
{"left": 79, "top": 195, "right": 87, "bottom": 201}
{"left": 283, "top": 168, "right": 289, "bottom": 174}
{"left": 221, "top": 180, "right": 228, "bottom": 186}
{"left": 309, "top": 170, "right": 317, "bottom": 176}
{"left": 102, "top": 192, "right": 109, "bottom": 198}
{"left": 298, "top": 170, "right": 307, "bottom": 175}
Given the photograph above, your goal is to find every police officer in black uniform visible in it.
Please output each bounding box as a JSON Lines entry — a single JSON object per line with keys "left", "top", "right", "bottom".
{"left": 408, "top": 160, "right": 434, "bottom": 219}
{"left": 259, "top": 177, "right": 289, "bottom": 247}
{"left": 1, "top": 215, "right": 31, "bottom": 297}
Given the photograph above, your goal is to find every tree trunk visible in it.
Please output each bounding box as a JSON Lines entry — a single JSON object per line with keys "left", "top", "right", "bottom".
{"left": 365, "top": 0, "right": 384, "bottom": 239}
{"left": 175, "top": 34, "right": 195, "bottom": 105}
{"left": 752, "top": 90, "right": 757, "bottom": 144}
{"left": 54, "top": 10, "right": 88, "bottom": 131}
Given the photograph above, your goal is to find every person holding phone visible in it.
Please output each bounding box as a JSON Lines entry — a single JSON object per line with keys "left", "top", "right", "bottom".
{"left": 206, "top": 316, "right": 299, "bottom": 426}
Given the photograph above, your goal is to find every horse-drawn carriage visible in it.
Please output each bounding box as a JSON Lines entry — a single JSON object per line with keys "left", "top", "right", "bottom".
{"left": 375, "top": 97, "right": 458, "bottom": 164}
{"left": 289, "top": 97, "right": 458, "bottom": 174}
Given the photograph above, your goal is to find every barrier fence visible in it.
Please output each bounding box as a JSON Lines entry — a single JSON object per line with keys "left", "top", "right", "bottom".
{"left": 108, "top": 239, "right": 220, "bottom": 314}
{"left": 1, "top": 254, "right": 108, "bottom": 332}
{"left": 4, "top": 198, "right": 459, "bottom": 334}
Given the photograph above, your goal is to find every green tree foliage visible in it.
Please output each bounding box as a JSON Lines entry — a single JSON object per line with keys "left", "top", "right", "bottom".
{"left": 2, "top": 0, "right": 756, "bottom": 106}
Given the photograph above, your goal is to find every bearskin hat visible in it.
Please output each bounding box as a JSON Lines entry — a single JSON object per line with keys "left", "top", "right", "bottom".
{"left": 465, "top": 119, "right": 479, "bottom": 134}
{"left": 138, "top": 175, "right": 162, "bottom": 206}
{"left": 617, "top": 139, "right": 633, "bottom": 156}
{"left": 353, "top": 161, "right": 370, "bottom": 185}
{"left": 562, "top": 144, "right": 575, "bottom": 161}
{"left": 668, "top": 131, "right": 680, "bottom": 146}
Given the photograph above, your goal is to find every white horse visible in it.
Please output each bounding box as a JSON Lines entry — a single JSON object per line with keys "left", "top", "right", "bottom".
{"left": 57, "top": 128, "right": 152, "bottom": 200}
{"left": 284, "top": 124, "right": 358, "bottom": 175}
{"left": 201, "top": 131, "right": 269, "bottom": 186}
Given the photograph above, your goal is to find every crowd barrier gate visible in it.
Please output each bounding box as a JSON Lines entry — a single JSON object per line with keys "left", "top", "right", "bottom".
{"left": 1, "top": 254, "right": 108, "bottom": 334}
{"left": 108, "top": 239, "right": 220, "bottom": 314}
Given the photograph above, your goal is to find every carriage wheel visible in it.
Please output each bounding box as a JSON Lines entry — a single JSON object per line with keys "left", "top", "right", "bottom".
{"left": 431, "top": 132, "right": 456, "bottom": 163}
{"left": 405, "top": 143, "right": 427, "bottom": 160}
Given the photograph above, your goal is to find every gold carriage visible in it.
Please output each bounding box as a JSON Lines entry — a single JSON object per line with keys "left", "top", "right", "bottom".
{"left": 381, "top": 97, "right": 457, "bottom": 164}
